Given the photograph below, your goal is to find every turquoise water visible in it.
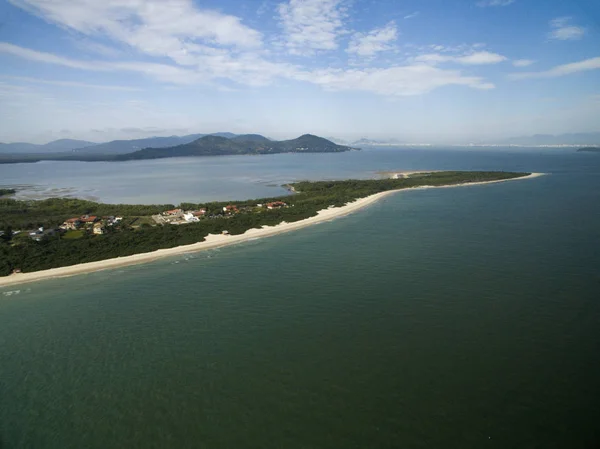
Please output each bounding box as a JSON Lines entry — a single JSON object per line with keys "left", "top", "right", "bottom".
{"left": 1, "top": 149, "right": 600, "bottom": 448}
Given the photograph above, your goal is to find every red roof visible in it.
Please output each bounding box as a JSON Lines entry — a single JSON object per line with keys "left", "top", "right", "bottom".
{"left": 80, "top": 216, "right": 97, "bottom": 223}
{"left": 66, "top": 218, "right": 81, "bottom": 223}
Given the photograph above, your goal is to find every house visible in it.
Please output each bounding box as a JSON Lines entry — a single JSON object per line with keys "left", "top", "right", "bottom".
{"left": 266, "top": 201, "right": 287, "bottom": 210}
{"left": 61, "top": 218, "right": 82, "bottom": 230}
{"left": 183, "top": 213, "right": 200, "bottom": 223}
{"left": 80, "top": 215, "right": 98, "bottom": 224}
{"left": 192, "top": 209, "right": 206, "bottom": 217}
{"left": 29, "top": 227, "right": 44, "bottom": 240}
{"left": 29, "top": 226, "right": 44, "bottom": 236}
{"left": 163, "top": 209, "right": 183, "bottom": 217}
{"left": 93, "top": 222, "right": 105, "bottom": 235}
{"left": 29, "top": 228, "right": 57, "bottom": 241}
{"left": 223, "top": 205, "right": 239, "bottom": 214}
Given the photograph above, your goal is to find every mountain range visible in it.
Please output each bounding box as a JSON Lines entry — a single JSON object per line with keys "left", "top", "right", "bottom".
{"left": 0, "top": 134, "right": 356, "bottom": 163}
{"left": 3, "top": 130, "right": 599, "bottom": 161}
{"left": 0, "top": 139, "right": 96, "bottom": 154}
{"left": 71, "top": 132, "right": 238, "bottom": 155}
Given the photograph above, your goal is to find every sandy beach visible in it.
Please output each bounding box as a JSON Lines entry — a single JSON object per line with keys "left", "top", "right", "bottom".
{"left": 0, "top": 172, "right": 544, "bottom": 288}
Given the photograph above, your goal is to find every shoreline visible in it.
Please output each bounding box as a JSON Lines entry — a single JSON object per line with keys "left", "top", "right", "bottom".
{"left": 0, "top": 172, "right": 545, "bottom": 288}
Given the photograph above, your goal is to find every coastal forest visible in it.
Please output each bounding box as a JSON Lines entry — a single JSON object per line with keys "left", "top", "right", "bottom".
{"left": 0, "top": 171, "right": 528, "bottom": 276}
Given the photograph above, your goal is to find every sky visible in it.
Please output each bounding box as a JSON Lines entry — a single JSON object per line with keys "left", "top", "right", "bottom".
{"left": 0, "top": 0, "right": 599, "bottom": 144}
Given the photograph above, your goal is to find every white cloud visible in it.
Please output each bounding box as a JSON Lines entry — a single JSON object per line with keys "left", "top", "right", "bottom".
{"left": 548, "top": 17, "right": 585, "bottom": 41}
{"left": 1, "top": 0, "right": 502, "bottom": 100}
{"left": 404, "top": 12, "right": 419, "bottom": 19}
{"left": 0, "top": 42, "right": 206, "bottom": 83}
{"left": 277, "top": 0, "right": 346, "bottom": 55}
{"left": 512, "top": 59, "right": 535, "bottom": 67}
{"left": 415, "top": 51, "right": 507, "bottom": 65}
{"left": 7, "top": 0, "right": 263, "bottom": 59}
{"left": 347, "top": 22, "right": 397, "bottom": 57}
{"left": 294, "top": 65, "right": 495, "bottom": 96}
{"left": 458, "top": 51, "right": 507, "bottom": 64}
{"left": 1, "top": 75, "right": 141, "bottom": 91}
{"left": 1, "top": 42, "right": 498, "bottom": 98}
{"left": 4, "top": 0, "right": 502, "bottom": 97}
{"left": 72, "top": 39, "right": 122, "bottom": 58}
{"left": 509, "top": 57, "right": 600, "bottom": 79}
{"left": 476, "top": 0, "right": 515, "bottom": 6}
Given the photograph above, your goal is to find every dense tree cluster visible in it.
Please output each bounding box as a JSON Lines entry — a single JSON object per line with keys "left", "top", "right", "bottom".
{"left": 0, "top": 171, "right": 528, "bottom": 276}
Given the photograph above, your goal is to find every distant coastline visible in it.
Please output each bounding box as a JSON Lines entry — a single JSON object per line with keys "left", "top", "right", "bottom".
{"left": 0, "top": 172, "right": 544, "bottom": 288}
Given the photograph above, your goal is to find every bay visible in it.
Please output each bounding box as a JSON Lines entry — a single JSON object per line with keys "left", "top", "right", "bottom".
{"left": 1, "top": 148, "right": 599, "bottom": 448}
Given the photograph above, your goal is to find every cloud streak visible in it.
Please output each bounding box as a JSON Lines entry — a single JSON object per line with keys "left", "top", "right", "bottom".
{"left": 476, "top": 0, "right": 515, "bottom": 7}
{"left": 294, "top": 65, "right": 495, "bottom": 96}
{"left": 415, "top": 51, "right": 507, "bottom": 65}
{"left": 512, "top": 59, "right": 535, "bottom": 67}
{"left": 548, "top": 17, "right": 585, "bottom": 41}
{"left": 1, "top": 75, "right": 142, "bottom": 91}
{"left": 509, "top": 57, "right": 600, "bottom": 79}
{"left": 8, "top": 0, "right": 262, "bottom": 49}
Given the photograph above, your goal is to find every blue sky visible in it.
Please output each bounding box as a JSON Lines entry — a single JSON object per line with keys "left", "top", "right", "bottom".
{"left": 0, "top": 0, "right": 599, "bottom": 144}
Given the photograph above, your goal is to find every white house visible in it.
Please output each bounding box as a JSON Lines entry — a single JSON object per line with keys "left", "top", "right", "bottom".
{"left": 183, "top": 213, "right": 200, "bottom": 223}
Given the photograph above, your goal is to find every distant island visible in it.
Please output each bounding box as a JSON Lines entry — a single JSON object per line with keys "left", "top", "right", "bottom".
{"left": 576, "top": 147, "right": 600, "bottom": 153}
{"left": 0, "top": 134, "right": 357, "bottom": 164}
{"left": 0, "top": 171, "right": 543, "bottom": 285}
{"left": 115, "top": 134, "right": 355, "bottom": 161}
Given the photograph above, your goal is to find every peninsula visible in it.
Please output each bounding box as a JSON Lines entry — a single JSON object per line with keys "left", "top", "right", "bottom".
{"left": 0, "top": 171, "right": 543, "bottom": 286}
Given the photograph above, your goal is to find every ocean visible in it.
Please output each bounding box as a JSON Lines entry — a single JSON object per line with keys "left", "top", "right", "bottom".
{"left": 1, "top": 148, "right": 599, "bottom": 448}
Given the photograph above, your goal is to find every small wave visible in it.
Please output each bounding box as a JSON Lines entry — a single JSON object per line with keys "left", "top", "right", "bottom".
{"left": 2, "top": 290, "right": 21, "bottom": 297}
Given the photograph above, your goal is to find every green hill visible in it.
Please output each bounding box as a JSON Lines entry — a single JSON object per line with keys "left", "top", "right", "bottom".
{"left": 116, "top": 134, "right": 356, "bottom": 161}
{"left": 231, "top": 134, "right": 272, "bottom": 143}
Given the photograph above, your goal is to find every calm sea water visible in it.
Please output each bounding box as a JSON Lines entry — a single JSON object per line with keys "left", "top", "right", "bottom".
{"left": 1, "top": 148, "right": 600, "bottom": 448}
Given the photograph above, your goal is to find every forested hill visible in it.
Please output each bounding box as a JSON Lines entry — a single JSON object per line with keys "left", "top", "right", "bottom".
{"left": 115, "top": 134, "right": 356, "bottom": 160}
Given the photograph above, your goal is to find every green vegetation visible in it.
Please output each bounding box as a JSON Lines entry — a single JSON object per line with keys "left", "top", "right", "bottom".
{"left": 0, "top": 171, "right": 529, "bottom": 276}
{"left": 576, "top": 147, "right": 600, "bottom": 153}
{"left": 0, "top": 198, "right": 174, "bottom": 230}
{"left": 62, "top": 230, "right": 85, "bottom": 240}
{"left": 0, "top": 189, "right": 16, "bottom": 197}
